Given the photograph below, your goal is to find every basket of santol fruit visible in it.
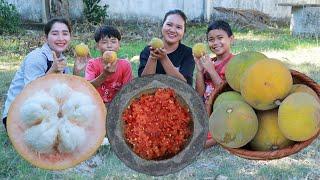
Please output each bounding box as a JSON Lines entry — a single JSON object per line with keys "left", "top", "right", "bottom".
{"left": 206, "top": 51, "right": 320, "bottom": 160}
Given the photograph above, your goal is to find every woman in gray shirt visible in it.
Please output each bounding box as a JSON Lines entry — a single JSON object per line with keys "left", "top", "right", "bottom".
{"left": 2, "top": 17, "right": 86, "bottom": 129}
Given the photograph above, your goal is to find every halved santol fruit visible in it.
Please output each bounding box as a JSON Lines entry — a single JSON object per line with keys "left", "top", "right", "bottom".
{"left": 107, "top": 74, "right": 208, "bottom": 176}
{"left": 278, "top": 92, "right": 320, "bottom": 141}
{"left": 240, "top": 58, "right": 293, "bottom": 110}
{"left": 250, "top": 109, "right": 294, "bottom": 151}
{"left": 225, "top": 51, "right": 268, "bottom": 92}
{"left": 290, "top": 84, "right": 320, "bottom": 103}
{"left": 7, "top": 74, "right": 106, "bottom": 170}
{"left": 209, "top": 101, "right": 258, "bottom": 148}
{"left": 212, "top": 91, "right": 245, "bottom": 111}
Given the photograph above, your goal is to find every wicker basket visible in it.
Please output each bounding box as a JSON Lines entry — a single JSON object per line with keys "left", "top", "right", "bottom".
{"left": 206, "top": 69, "right": 320, "bottom": 160}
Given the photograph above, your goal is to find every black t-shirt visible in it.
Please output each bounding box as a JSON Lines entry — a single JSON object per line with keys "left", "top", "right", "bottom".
{"left": 138, "top": 43, "right": 195, "bottom": 85}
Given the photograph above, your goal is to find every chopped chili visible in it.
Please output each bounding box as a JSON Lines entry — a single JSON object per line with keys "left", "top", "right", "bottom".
{"left": 123, "top": 88, "right": 192, "bottom": 160}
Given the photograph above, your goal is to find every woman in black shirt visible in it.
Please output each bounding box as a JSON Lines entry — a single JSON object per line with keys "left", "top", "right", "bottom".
{"left": 138, "top": 9, "right": 195, "bottom": 85}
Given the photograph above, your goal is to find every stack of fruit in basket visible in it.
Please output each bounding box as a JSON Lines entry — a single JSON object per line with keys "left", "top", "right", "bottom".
{"left": 209, "top": 51, "right": 320, "bottom": 151}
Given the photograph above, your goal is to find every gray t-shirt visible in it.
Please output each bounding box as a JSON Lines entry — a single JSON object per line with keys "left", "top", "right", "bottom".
{"left": 2, "top": 43, "right": 69, "bottom": 119}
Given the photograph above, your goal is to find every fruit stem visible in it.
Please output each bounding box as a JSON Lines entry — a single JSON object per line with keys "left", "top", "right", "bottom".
{"left": 226, "top": 108, "right": 233, "bottom": 113}
{"left": 275, "top": 99, "right": 282, "bottom": 106}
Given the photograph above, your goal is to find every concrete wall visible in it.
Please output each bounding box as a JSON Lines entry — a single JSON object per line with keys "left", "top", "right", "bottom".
{"left": 211, "top": 0, "right": 291, "bottom": 19}
{"left": 101, "top": 0, "right": 204, "bottom": 21}
{"left": 291, "top": 6, "right": 320, "bottom": 36}
{"left": 7, "top": 0, "right": 43, "bottom": 21}
{"left": 68, "top": 0, "right": 83, "bottom": 19}
{"left": 4, "top": 0, "right": 320, "bottom": 22}
{"left": 6, "top": 0, "right": 204, "bottom": 22}
{"left": 6, "top": 0, "right": 83, "bottom": 22}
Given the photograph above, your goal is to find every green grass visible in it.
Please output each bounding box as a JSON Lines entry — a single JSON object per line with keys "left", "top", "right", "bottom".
{"left": 0, "top": 24, "right": 319, "bottom": 179}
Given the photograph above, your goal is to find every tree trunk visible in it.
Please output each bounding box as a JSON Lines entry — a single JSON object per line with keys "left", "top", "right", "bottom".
{"left": 50, "top": 0, "right": 70, "bottom": 20}
{"left": 41, "top": 0, "right": 50, "bottom": 23}
{"left": 204, "top": 0, "right": 213, "bottom": 22}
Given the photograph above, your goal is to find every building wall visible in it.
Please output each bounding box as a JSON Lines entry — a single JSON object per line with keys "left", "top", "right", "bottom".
{"left": 6, "top": 0, "right": 83, "bottom": 22}
{"left": 211, "top": 0, "right": 290, "bottom": 18}
{"left": 210, "top": 0, "right": 320, "bottom": 18}
{"left": 8, "top": 0, "right": 43, "bottom": 21}
{"left": 101, "top": 0, "right": 204, "bottom": 21}
{"left": 291, "top": 6, "right": 320, "bottom": 36}
{"left": 5, "top": 0, "right": 320, "bottom": 22}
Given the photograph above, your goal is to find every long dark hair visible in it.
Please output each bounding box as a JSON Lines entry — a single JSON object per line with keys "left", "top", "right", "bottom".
{"left": 44, "top": 17, "right": 72, "bottom": 37}
{"left": 162, "top": 9, "right": 187, "bottom": 32}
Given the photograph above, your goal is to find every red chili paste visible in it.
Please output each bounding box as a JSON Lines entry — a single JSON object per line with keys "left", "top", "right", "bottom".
{"left": 123, "top": 88, "right": 192, "bottom": 160}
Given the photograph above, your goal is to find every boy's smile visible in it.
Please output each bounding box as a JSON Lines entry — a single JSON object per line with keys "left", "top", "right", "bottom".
{"left": 207, "top": 29, "right": 234, "bottom": 59}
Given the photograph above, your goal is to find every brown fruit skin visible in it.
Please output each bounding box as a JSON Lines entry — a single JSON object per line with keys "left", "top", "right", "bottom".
{"left": 103, "top": 51, "right": 117, "bottom": 63}
{"left": 150, "top": 38, "right": 164, "bottom": 49}
{"left": 278, "top": 92, "right": 320, "bottom": 141}
{"left": 240, "top": 58, "right": 293, "bottom": 110}
{"left": 250, "top": 109, "right": 294, "bottom": 151}
{"left": 225, "top": 51, "right": 267, "bottom": 92}
{"left": 75, "top": 43, "right": 89, "bottom": 57}
{"left": 290, "top": 84, "right": 320, "bottom": 103}
{"left": 209, "top": 101, "right": 258, "bottom": 148}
